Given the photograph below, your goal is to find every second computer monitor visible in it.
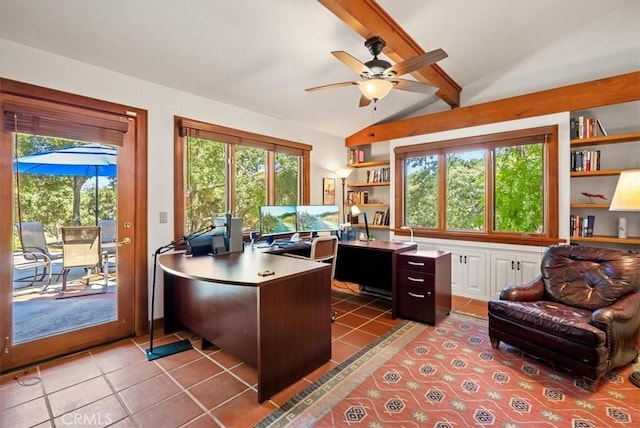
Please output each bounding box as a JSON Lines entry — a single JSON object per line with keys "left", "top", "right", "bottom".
{"left": 296, "top": 205, "right": 340, "bottom": 236}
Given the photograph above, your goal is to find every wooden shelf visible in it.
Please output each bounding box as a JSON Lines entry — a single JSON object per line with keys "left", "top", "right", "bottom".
{"left": 351, "top": 223, "right": 389, "bottom": 230}
{"left": 346, "top": 160, "right": 390, "bottom": 168}
{"left": 571, "top": 169, "right": 624, "bottom": 177}
{"left": 570, "top": 235, "right": 640, "bottom": 245}
{"left": 570, "top": 132, "right": 640, "bottom": 148}
{"left": 348, "top": 182, "right": 390, "bottom": 188}
{"left": 570, "top": 203, "right": 610, "bottom": 209}
{"left": 348, "top": 203, "right": 388, "bottom": 208}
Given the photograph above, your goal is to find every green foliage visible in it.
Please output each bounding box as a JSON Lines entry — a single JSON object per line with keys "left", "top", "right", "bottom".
{"left": 403, "top": 143, "right": 544, "bottom": 235}
{"left": 13, "top": 135, "right": 116, "bottom": 244}
{"left": 274, "top": 153, "right": 298, "bottom": 205}
{"left": 405, "top": 155, "right": 438, "bottom": 228}
{"left": 234, "top": 147, "right": 266, "bottom": 231}
{"left": 185, "top": 138, "right": 226, "bottom": 232}
{"left": 446, "top": 151, "right": 485, "bottom": 231}
{"left": 494, "top": 144, "right": 543, "bottom": 233}
{"left": 185, "top": 138, "right": 302, "bottom": 233}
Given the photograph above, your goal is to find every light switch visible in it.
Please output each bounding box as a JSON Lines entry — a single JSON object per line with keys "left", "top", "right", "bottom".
{"left": 159, "top": 211, "right": 168, "bottom": 224}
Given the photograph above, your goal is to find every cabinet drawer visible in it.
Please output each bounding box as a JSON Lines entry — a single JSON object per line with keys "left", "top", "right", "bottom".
{"left": 397, "top": 284, "right": 435, "bottom": 324}
{"left": 398, "top": 255, "right": 435, "bottom": 272}
{"left": 398, "top": 269, "right": 434, "bottom": 290}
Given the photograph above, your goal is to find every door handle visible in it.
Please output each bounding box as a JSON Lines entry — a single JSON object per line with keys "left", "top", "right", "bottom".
{"left": 118, "top": 237, "right": 131, "bottom": 246}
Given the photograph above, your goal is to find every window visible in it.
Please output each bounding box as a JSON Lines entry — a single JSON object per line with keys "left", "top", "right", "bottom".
{"left": 395, "top": 126, "right": 558, "bottom": 246}
{"left": 175, "top": 117, "right": 311, "bottom": 236}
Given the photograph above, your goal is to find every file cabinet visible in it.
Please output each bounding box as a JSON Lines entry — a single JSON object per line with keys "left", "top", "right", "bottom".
{"left": 394, "top": 250, "right": 451, "bottom": 325}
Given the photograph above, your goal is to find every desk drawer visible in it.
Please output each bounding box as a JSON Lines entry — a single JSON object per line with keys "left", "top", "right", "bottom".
{"left": 398, "top": 269, "right": 434, "bottom": 290}
{"left": 398, "top": 255, "right": 435, "bottom": 272}
{"left": 397, "top": 284, "right": 435, "bottom": 324}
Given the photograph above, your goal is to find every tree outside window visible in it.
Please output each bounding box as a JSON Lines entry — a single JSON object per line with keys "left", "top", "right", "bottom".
{"left": 396, "top": 126, "right": 556, "bottom": 245}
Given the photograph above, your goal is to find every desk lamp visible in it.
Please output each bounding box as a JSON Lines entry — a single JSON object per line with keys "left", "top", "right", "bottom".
{"left": 400, "top": 225, "right": 414, "bottom": 243}
{"left": 335, "top": 168, "right": 354, "bottom": 223}
{"left": 351, "top": 205, "right": 370, "bottom": 241}
{"left": 609, "top": 169, "right": 640, "bottom": 388}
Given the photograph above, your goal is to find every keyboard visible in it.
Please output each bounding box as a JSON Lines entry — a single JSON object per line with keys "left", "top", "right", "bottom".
{"left": 277, "top": 241, "right": 310, "bottom": 249}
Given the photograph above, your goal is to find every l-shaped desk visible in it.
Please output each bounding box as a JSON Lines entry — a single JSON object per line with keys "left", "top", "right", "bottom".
{"left": 159, "top": 250, "right": 332, "bottom": 403}
{"left": 159, "top": 239, "right": 420, "bottom": 403}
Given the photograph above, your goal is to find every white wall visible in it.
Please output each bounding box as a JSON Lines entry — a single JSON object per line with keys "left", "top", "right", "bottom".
{"left": 0, "top": 39, "right": 346, "bottom": 318}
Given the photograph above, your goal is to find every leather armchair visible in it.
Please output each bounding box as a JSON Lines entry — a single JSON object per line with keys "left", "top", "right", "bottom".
{"left": 488, "top": 245, "right": 640, "bottom": 391}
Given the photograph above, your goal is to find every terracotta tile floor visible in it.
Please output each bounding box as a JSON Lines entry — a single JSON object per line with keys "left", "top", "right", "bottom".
{"left": 0, "top": 283, "right": 488, "bottom": 427}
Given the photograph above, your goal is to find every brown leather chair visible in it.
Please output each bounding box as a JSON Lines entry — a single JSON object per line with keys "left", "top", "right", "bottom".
{"left": 488, "top": 244, "right": 640, "bottom": 391}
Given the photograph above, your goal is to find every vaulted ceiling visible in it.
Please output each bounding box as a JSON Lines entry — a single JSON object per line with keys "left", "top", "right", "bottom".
{"left": 0, "top": 0, "right": 635, "bottom": 139}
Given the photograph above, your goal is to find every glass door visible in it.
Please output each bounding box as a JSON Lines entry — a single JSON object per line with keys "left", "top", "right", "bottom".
{"left": 1, "top": 94, "right": 137, "bottom": 370}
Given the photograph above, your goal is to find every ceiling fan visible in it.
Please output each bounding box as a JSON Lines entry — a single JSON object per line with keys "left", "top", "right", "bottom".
{"left": 306, "top": 36, "right": 448, "bottom": 107}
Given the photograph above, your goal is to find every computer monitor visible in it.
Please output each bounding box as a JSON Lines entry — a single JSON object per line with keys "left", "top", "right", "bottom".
{"left": 296, "top": 205, "right": 340, "bottom": 237}
{"left": 259, "top": 205, "right": 297, "bottom": 242}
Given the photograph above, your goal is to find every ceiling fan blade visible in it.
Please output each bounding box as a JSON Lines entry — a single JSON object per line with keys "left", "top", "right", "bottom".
{"left": 305, "top": 81, "right": 360, "bottom": 92}
{"left": 384, "top": 48, "right": 448, "bottom": 77}
{"left": 391, "top": 78, "right": 438, "bottom": 94}
{"left": 359, "top": 94, "right": 372, "bottom": 108}
{"left": 332, "top": 51, "right": 374, "bottom": 76}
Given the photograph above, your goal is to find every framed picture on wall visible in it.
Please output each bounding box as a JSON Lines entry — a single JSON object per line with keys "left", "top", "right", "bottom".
{"left": 323, "top": 178, "right": 335, "bottom": 205}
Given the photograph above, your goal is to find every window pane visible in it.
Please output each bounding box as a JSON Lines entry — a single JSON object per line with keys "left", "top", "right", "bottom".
{"left": 404, "top": 155, "right": 439, "bottom": 228}
{"left": 235, "top": 146, "right": 266, "bottom": 231}
{"left": 185, "top": 137, "right": 226, "bottom": 234}
{"left": 274, "top": 152, "right": 299, "bottom": 205}
{"left": 446, "top": 150, "right": 485, "bottom": 231}
{"left": 494, "top": 144, "right": 543, "bottom": 233}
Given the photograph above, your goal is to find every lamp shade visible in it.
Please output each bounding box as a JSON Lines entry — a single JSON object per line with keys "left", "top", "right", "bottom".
{"left": 350, "top": 205, "right": 361, "bottom": 216}
{"left": 609, "top": 169, "right": 640, "bottom": 211}
{"left": 359, "top": 79, "right": 393, "bottom": 101}
{"left": 335, "top": 168, "right": 354, "bottom": 179}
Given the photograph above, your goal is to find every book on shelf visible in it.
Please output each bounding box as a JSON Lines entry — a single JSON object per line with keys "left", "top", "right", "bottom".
{"left": 347, "top": 149, "right": 365, "bottom": 164}
{"left": 569, "top": 214, "right": 595, "bottom": 237}
{"left": 365, "top": 166, "right": 390, "bottom": 183}
{"left": 346, "top": 190, "right": 368, "bottom": 205}
{"left": 570, "top": 116, "right": 606, "bottom": 139}
{"left": 570, "top": 149, "right": 600, "bottom": 172}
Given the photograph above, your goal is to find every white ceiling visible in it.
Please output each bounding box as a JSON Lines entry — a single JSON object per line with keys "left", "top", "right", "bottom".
{"left": 0, "top": 0, "right": 635, "bottom": 139}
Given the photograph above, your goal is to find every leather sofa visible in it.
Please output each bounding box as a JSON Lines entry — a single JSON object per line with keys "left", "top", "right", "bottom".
{"left": 488, "top": 244, "right": 640, "bottom": 391}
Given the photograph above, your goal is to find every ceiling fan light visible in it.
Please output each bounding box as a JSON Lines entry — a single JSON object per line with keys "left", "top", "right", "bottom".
{"left": 359, "top": 79, "right": 393, "bottom": 101}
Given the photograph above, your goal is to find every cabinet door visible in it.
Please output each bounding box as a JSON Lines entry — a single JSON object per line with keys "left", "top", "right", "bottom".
{"left": 516, "top": 254, "right": 541, "bottom": 284}
{"left": 464, "top": 250, "right": 486, "bottom": 297}
{"left": 449, "top": 250, "right": 465, "bottom": 294}
{"left": 490, "top": 252, "right": 517, "bottom": 298}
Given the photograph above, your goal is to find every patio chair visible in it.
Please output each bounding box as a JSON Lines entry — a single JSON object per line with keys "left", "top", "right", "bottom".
{"left": 98, "top": 219, "right": 117, "bottom": 255}
{"left": 15, "top": 221, "right": 63, "bottom": 290}
{"left": 59, "top": 226, "right": 108, "bottom": 298}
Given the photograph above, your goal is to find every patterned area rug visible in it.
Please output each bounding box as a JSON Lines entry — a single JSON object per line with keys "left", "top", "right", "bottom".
{"left": 257, "top": 313, "right": 639, "bottom": 427}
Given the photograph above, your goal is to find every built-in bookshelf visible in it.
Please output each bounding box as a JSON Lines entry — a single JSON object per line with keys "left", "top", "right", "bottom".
{"left": 345, "top": 153, "right": 391, "bottom": 234}
{"left": 569, "top": 103, "right": 640, "bottom": 248}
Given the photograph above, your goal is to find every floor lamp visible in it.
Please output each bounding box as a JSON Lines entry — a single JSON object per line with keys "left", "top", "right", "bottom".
{"left": 146, "top": 223, "right": 216, "bottom": 361}
{"left": 335, "top": 168, "right": 353, "bottom": 223}
{"left": 608, "top": 169, "right": 640, "bottom": 388}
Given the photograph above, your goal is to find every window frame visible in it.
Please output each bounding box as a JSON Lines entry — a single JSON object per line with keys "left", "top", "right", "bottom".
{"left": 174, "top": 116, "right": 311, "bottom": 239}
{"left": 394, "top": 125, "right": 559, "bottom": 246}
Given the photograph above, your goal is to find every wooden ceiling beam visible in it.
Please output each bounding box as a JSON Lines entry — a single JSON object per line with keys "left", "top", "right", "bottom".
{"left": 344, "top": 71, "right": 640, "bottom": 147}
{"left": 318, "top": 0, "right": 461, "bottom": 108}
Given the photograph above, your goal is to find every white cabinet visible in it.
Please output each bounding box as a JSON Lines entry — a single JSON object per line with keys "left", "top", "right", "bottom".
{"left": 490, "top": 252, "right": 542, "bottom": 298}
{"left": 449, "top": 249, "right": 487, "bottom": 298}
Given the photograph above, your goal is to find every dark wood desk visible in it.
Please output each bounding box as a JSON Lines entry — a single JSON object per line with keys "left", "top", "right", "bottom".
{"left": 335, "top": 240, "right": 418, "bottom": 298}
{"left": 159, "top": 250, "right": 331, "bottom": 402}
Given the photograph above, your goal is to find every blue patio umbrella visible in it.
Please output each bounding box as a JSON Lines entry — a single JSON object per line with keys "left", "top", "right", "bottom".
{"left": 14, "top": 143, "right": 117, "bottom": 225}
